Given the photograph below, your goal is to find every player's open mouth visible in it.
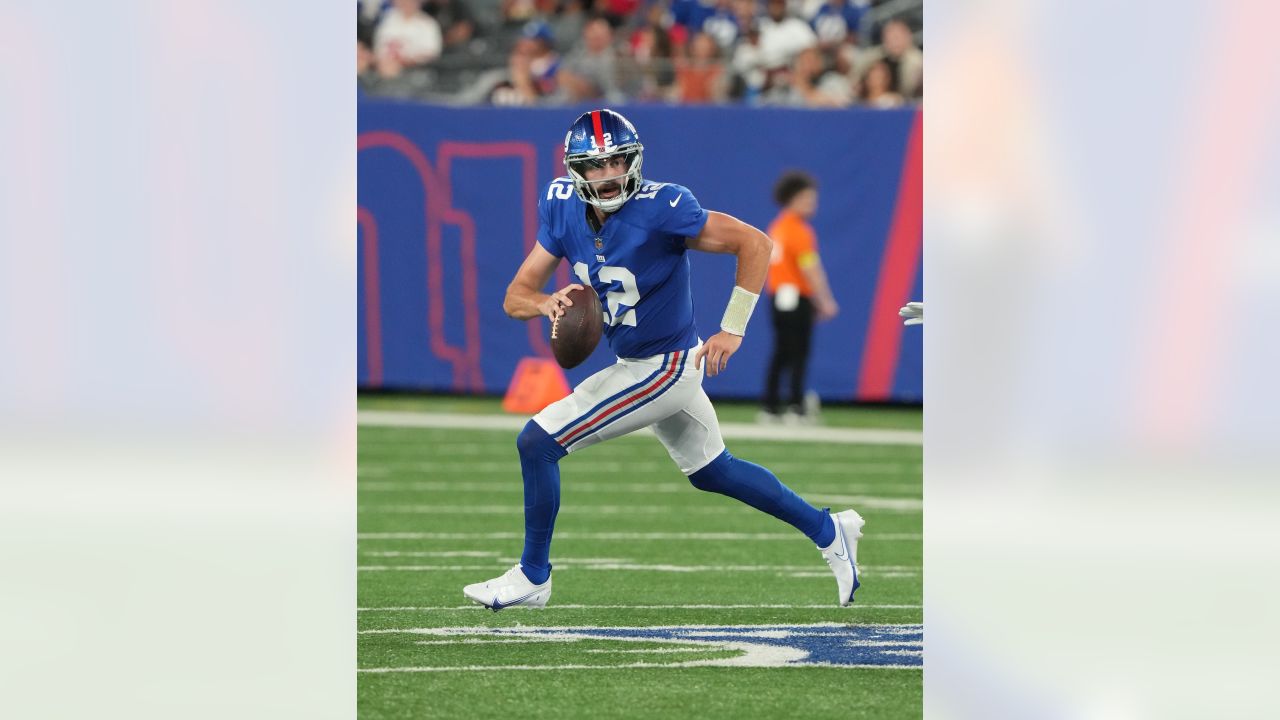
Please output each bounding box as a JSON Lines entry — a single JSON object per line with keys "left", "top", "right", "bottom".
{"left": 596, "top": 183, "right": 621, "bottom": 198}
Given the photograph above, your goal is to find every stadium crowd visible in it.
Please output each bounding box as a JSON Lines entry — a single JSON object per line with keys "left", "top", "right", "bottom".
{"left": 358, "top": 0, "right": 922, "bottom": 108}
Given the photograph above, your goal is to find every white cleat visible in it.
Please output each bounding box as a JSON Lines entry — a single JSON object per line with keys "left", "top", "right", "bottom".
{"left": 819, "top": 509, "right": 865, "bottom": 606}
{"left": 463, "top": 564, "right": 552, "bottom": 612}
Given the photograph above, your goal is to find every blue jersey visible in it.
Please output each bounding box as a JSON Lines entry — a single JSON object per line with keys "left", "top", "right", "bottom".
{"left": 536, "top": 177, "right": 709, "bottom": 359}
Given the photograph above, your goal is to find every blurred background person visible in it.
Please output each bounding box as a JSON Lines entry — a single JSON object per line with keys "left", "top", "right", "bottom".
{"left": 786, "top": 45, "right": 852, "bottom": 107}
{"left": 422, "top": 0, "right": 476, "bottom": 49}
{"left": 761, "top": 171, "right": 839, "bottom": 424}
{"left": 701, "top": 0, "right": 743, "bottom": 50}
{"left": 599, "top": 0, "right": 643, "bottom": 28}
{"left": 857, "top": 18, "right": 921, "bottom": 100}
{"left": 494, "top": 21, "right": 563, "bottom": 105}
{"left": 674, "top": 31, "right": 728, "bottom": 104}
{"left": 758, "top": 0, "right": 816, "bottom": 72}
{"left": 549, "top": 0, "right": 590, "bottom": 53}
{"left": 374, "top": 0, "right": 444, "bottom": 74}
{"left": 624, "top": 11, "right": 679, "bottom": 101}
{"left": 558, "top": 16, "right": 625, "bottom": 103}
{"left": 670, "top": 0, "right": 717, "bottom": 45}
{"left": 857, "top": 58, "right": 903, "bottom": 107}
{"left": 358, "top": 24, "right": 379, "bottom": 89}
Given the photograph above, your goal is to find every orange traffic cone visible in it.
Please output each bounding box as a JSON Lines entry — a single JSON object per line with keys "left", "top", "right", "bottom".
{"left": 502, "top": 357, "right": 572, "bottom": 414}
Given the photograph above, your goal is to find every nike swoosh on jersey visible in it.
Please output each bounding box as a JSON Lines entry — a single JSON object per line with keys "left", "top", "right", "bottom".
{"left": 669, "top": 194, "right": 681, "bottom": 207}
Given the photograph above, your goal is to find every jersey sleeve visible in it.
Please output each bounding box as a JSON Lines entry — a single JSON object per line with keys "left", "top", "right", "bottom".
{"left": 536, "top": 181, "right": 566, "bottom": 258}
{"left": 656, "top": 184, "right": 709, "bottom": 242}
{"left": 771, "top": 216, "right": 817, "bottom": 266}
{"left": 793, "top": 224, "right": 818, "bottom": 265}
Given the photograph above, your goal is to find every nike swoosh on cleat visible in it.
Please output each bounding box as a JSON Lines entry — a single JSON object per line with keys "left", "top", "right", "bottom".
{"left": 669, "top": 195, "right": 681, "bottom": 207}
{"left": 490, "top": 588, "right": 540, "bottom": 611}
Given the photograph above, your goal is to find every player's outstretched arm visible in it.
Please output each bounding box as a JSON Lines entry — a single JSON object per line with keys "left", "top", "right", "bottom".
{"left": 687, "top": 211, "right": 773, "bottom": 377}
{"left": 504, "top": 244, "right": 583, "bottom": 321}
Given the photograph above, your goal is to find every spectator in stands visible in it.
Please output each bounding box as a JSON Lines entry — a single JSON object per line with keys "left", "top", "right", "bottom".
{"left": 730, "top": 0, "right": 758, "bottom": 31}
{"left": 550, "top": 1, "right": 589, "bottom": 54}
{"left": 671, "top": 0, "right": 718, "bottom": 40}
{"left": 626, "top": 19, "right": 678, "bottom": 101}
{"left": 558, "top": 16, "right": 624, "bottom": 103}
{"left": 358, "top": 0, "right": 388, "bottom": 25}
{"left": 760, "top": 171, "right": 839, "bottom": 425}
{"left": 859, "top": 19, "right": 922, "bottom": 100}
{"left": 857, "top": 58, "right": 903, "bottom": 108}
{"left": 700, "top": 0, "right": 742, "bottom": 51}
{"left": 358, "top": 36, "right": 378, "bottom": 88}
{"left": 730, "top": 17, "right": 768, "bottom": 103}
{"left": 422, "top": 0, "right": 476, "bottom": 49}
{"left": 502, "top": 0, "right": 542, "bottom": 24}
{"left": 501, "top": 21, "right": 563, "bottom": 105}
{"left": 599, "top": 0, "right": 643, "bottom": 28}
{"left": 358, "top": 18, "right": 379, "bottom": 85}
{"left": 787, "top": 46, "right": 852, "bottom": 107}
{"left": 809, "top": 0, "right": 864, "bottom": 48}
{"left": 758, "top": 0, "right": 817, "bottom": 70}
{"left": 674, "top": 31, "right": 727, "bottom": 103}
{"left": 374, "top": 0, "right": 444, "bottom": 70}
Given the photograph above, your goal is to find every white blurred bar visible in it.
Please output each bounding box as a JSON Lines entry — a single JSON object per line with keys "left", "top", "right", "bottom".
{"left": 0, "top": 3, "right": 353, "bottom": 718}
{"left": 927, "top": 1, "right": 1280, "bottom": 717}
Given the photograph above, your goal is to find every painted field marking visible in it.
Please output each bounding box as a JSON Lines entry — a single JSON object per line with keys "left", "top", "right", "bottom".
{"left": 358, "top": 410, "right": 922, "bottom": 446}
{"left": 358, "top": 623, "right": 923, "bottom": 670}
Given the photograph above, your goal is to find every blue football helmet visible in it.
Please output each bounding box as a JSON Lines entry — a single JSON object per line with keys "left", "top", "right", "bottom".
{"left": 563, "top": 109, "right": 644, "bottom": 213}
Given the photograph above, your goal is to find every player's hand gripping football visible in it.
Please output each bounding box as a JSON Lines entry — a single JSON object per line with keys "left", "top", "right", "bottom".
{"left": 538, "top": 283, "right": 586, "bottom": 320}
{"left": 694, "top": 331, "right": 743, "bottom": 378}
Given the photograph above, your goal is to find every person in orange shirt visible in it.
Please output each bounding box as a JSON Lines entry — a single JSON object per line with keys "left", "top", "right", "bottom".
{"left": 761, "top": 171, "right": 839, "bottom": 422}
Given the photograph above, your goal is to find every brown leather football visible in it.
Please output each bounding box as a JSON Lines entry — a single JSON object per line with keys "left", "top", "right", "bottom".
{"left": 550, "top": 286, "right": 603, "bottom": 369}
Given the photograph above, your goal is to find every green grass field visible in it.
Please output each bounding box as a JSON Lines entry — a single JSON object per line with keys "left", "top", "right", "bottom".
{"left": 358, "top": 395, "right": 922, "bottom": 719}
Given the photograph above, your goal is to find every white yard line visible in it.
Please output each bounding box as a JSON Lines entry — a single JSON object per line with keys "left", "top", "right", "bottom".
{"left": 358, "top": 562, "right": 918, "bottom": 574}
{"left": 359, "top": 495, "right": 921, "bottom": 514}
{"left": 361, "top": 550, "right": 500, "bottom": 558}
{"left": 358, "top": 531, "right": 922, "bottom": 541}
{"left": 583, "top": 647, "right": 717, "bottom": 654}
{"left": 357, "top": 604, "right": 922, "bottom": 613}
{"left": 360, "top": 468, "right": 921, "bottom": 479}
{"left": 358, "top": 410, "right": 922, "bottom": 446}
{"left": 358, "top": 481, "right": 919, "bottom": 497}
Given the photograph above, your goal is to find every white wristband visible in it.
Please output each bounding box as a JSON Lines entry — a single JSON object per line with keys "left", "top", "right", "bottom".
{"left": 720, "top": 286, "right": 760, "bottom": 336}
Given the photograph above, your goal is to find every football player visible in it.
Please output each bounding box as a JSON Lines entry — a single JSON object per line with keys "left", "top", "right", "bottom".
{"left": 463, "top": 109, "right": 864, "bottom": 610}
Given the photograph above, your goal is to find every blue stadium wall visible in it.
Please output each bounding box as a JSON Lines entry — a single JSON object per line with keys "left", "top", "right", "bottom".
{"left": 358, "top": 100, "right": 922, "bottom": 403}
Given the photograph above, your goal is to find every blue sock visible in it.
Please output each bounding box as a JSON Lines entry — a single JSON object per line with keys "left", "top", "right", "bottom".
{"left": 516, "top": 420, "right": 566, "bottom": 584}
{"left": 688, "top": 450, "right": 835, "bottom": 547}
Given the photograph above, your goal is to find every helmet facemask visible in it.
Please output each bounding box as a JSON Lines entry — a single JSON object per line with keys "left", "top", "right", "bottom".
{"left": 565, "top": 145, "right": 644, "bottom": 213}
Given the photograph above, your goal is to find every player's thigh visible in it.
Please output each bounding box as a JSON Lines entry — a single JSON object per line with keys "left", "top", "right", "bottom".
{"left": 651, "top": 387, "right": 726, "bottom": 475}
{"left": 533, "top": 350, "right": 699, "bottom": 454}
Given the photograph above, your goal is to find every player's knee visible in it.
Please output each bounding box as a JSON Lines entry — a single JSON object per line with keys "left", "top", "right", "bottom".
{"left": 688, "top": 450, "right": 733, "bottom": 493}
{"left": 517, "top": 420, "right": 567, "bottom": 464}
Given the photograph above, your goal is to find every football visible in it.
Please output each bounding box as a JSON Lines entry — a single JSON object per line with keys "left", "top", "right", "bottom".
{"left": 551, "top": 286, "right": 603, "bottom": 369}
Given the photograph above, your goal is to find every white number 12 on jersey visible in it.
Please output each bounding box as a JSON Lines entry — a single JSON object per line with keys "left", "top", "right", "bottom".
{"left": 573, "top": 262, "right": 639, "bottom": 328}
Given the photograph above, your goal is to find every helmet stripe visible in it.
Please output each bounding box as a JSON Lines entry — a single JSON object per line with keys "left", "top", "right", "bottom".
{"left": 591, "top": 111, "right": 605, "bottom": 150}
